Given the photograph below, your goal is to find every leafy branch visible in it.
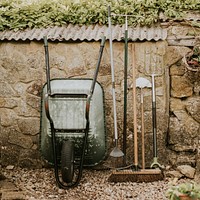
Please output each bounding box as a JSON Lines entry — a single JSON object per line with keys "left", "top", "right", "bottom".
{"left": 0, "top": 0, "right": 200, "bottom": 31}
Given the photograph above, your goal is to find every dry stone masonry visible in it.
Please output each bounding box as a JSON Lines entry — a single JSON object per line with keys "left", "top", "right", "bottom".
{"left": 166, "top": 23, "right": 200, "bottom": 178}
{"left": 0, "top": 23, "right": 199, "bottom": 178}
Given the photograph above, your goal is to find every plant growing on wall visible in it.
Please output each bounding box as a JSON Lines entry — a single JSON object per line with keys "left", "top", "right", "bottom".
{"left": 188, "top": 46, "right": 200, "bottom": 65}
{"left": 0, "top": 0, "right": 200, "bottom": 31}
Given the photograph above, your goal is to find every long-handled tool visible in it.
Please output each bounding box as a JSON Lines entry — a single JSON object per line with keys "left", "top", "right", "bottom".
{"left": 108, "top": 44, "right": 163, "bottom": 182}
{"left": 122, "top": 15, "right": 128, "bottom": 166}
{"left": 144, "top": 44, "right": 163, "bottom": 169}
{"left": 150, "top": 73, "right": 162, "bottom": 168}
{"left": 132, "top": 44, "right": 139, "bottom": 170}
{"left": 136, "top": 77, "right": 152, "bottom": 169}
{"left": 108, "top": 6, "right": 124, "bottom": 159}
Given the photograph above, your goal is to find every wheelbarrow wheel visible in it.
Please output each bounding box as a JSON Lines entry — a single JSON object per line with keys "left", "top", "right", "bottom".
{"left": 61, "top": 140, "right": 74, "bottom": 183}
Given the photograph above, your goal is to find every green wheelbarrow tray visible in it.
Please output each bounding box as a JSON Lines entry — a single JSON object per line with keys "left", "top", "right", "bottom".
{"left": 40, "top": 78, "right": 107, "bottom": 167}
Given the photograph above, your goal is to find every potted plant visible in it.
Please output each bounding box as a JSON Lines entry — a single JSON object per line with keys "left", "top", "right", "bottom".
{"left": 184, "top": 45, "right": 200, "bottom": 72}
{"left": 166, "top": 181, "right": 200, "bottom": 200}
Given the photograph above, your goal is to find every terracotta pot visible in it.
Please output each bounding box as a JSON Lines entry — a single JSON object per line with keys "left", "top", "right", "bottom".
{"left": 179, "top": 194, "right": 197, "bottom": 200}
{"left": 182, "top": 55, "right": 200, "bottom": 72}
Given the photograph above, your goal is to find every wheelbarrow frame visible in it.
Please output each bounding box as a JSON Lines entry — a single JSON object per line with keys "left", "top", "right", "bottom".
{"left": 40, "top": 36, "right": 106, "bottom": 189}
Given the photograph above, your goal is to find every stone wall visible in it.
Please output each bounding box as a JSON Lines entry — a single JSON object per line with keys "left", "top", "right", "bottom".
{"left": 0, "top": 24, "right": 199, "bottom": 174}
{"left": 166, "top": 23, "right": 200, "bottom": 177}
{"left": 168, "top": 58, "right": 200, "bottom": 165}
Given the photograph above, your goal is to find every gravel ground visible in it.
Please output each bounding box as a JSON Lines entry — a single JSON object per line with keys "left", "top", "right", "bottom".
{"left": 1, "top": 167, "right": 187, "bottom": 200}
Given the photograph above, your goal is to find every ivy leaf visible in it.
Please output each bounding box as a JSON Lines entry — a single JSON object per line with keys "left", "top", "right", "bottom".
{"left": 0, "top": 0, "right": 199, "bottom": 31}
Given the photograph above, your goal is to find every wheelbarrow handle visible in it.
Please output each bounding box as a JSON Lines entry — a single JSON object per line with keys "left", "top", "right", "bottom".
{"left": 43, "top": 36, "right": 51, "bottom": 95}
{"left": 44, "top": 36, "right": 48, "bottom": 47}
{"left": 86, "top": 36, "right": 106, "bottom": 121}
{"left": 100, "top": 35, "right": 106, "bottom": 46}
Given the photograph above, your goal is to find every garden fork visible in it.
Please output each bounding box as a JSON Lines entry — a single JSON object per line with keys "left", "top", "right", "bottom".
{"left": 144, "top": 43, "right": 164, "bottom": 169}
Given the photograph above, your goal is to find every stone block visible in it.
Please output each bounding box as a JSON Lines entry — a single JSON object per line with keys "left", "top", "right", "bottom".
{"left": 26, "top": 94, "right": 40, "bottom": 111}
{"left": 194, "top": 81, "right": 200, "bottom": 95}
{"left": 169, "top": 112, "right": 199, "bottom": 149}
{"left": 18, "top": 149, "right": 43, "bottom": 168}
{"left": 171, "top": 75, "right": 193, "bottom": 98}
{"left": 186, "top": 96, "right": 200, "bottom": 123}
{"left": 0, "top": 83, "right": 16, "bottom": 97}
{"left": 173, "top": 110, "right": 199, "bottom": 137}
{"left": 195, "top": 149, "right": 200, "bottom": 178}
{"left": 8, "top": 132, "right": 33, "bottom": 149}
{"left": 15, "top": 99, "right": 39, "bottom": 117}
{"left": 0, "top": 173, "right": 6, "bottom": 181}
{"left": 165, "top": 170, "right": 184, "bottom": 179}
{"left": 168, "top": 151, "right": 196, "bottom": 167}
{"left": 177, "top": 165, "right": 196, "bottom": 178}
{"left": 170, "top": 98, "right": 185, "bottom": 111}
{"left": 170, "top": 64, "right": 185, "bottom": 76}
{"left": 13, "top": 82, "right": 27, "bottom": 97}
{"left": 171, "top": 26, "right": 190, "bottom": 36}
{"left": 26, "top": 82, "right": 42, "bottom": 97}
{"left": 0, "top": 57, "right": 19, "bottom": 85}
{"left": 167, "top": 36, "right": 198, "bottom": 46}
{"left": 170, "top": 144, "right": 197, "bottom": 152}
{"left": 0, "top": 109, "right": 18, "bottom": 127}
{"left": 1, "top": 146, "right": 20, "bottom": 166}
{"left": 0, "top": 98, "right": 18, "bottom": 109}
{"left": 17, "top": 117, "right": 40, "bottom": 136}
{"left": 50, "top": 67, "right": 67, "bottom": 79}
{"left": 164, "top": 46, "right": 191, "bottom": 67}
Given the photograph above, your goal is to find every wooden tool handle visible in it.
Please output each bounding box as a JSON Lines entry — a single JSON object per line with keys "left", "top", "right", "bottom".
{"left": 141, "top": 89, "right": 145, "bottom": 169}
{"left": 132, "top": 44, "right": 138, "bottom": 167}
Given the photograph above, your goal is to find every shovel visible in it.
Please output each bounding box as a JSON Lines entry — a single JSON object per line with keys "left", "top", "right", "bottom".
{"left": 136, "top": 77, "right": 151, "bottom": 169}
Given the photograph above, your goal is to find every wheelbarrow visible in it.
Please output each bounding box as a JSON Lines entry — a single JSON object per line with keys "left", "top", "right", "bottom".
{"left": 40, "top": 36, "right": 107, "bottom": 189}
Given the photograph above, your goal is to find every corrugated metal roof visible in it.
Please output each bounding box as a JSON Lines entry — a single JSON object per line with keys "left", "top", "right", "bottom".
{"left": 0, "top": 24, "right": 167, "bottom": 42}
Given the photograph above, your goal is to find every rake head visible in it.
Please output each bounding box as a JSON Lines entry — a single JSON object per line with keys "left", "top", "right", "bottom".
{"left": 144, "top": 43, "right": 164, "bottom": 77}
{"left": 110, "top": 147, "right": 124, "bottom": 158}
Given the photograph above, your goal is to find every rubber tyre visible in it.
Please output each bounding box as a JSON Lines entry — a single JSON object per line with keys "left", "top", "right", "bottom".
{"left": 61, "top": 140, "right": 74, "bottom": 183}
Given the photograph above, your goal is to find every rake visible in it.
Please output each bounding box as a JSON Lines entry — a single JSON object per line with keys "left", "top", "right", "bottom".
{"left": 108, "top": 6, "right": 124, "bottom": 161}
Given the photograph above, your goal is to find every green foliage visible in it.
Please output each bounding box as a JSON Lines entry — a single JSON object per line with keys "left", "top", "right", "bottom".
{"left": 190, "top": 45, "right": 200, "bottom": 63}
{"left": 0, "top": 0, "right": 200, "bottom": 31}
{"left": 166, "top": 181, "right": 200, "bottom": 200}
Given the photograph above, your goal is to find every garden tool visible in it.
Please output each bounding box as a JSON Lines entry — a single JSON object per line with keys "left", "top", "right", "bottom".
{"left": 136, "top": 77, "right": 151, "bottom": 169}
{"left": 122, "top": 15, "right": 129, "bottom": 166}
{"left": 144, "top": 44, "right": 163, "bottom": 169}
{"left": 108, "top": 6, "right": 124, "bottom": 159}
{"left": 108, "top": 44, "right": 163, "bottom": 182}
{"left": 41, "top": 36, "right": 106, "bottom": 189}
